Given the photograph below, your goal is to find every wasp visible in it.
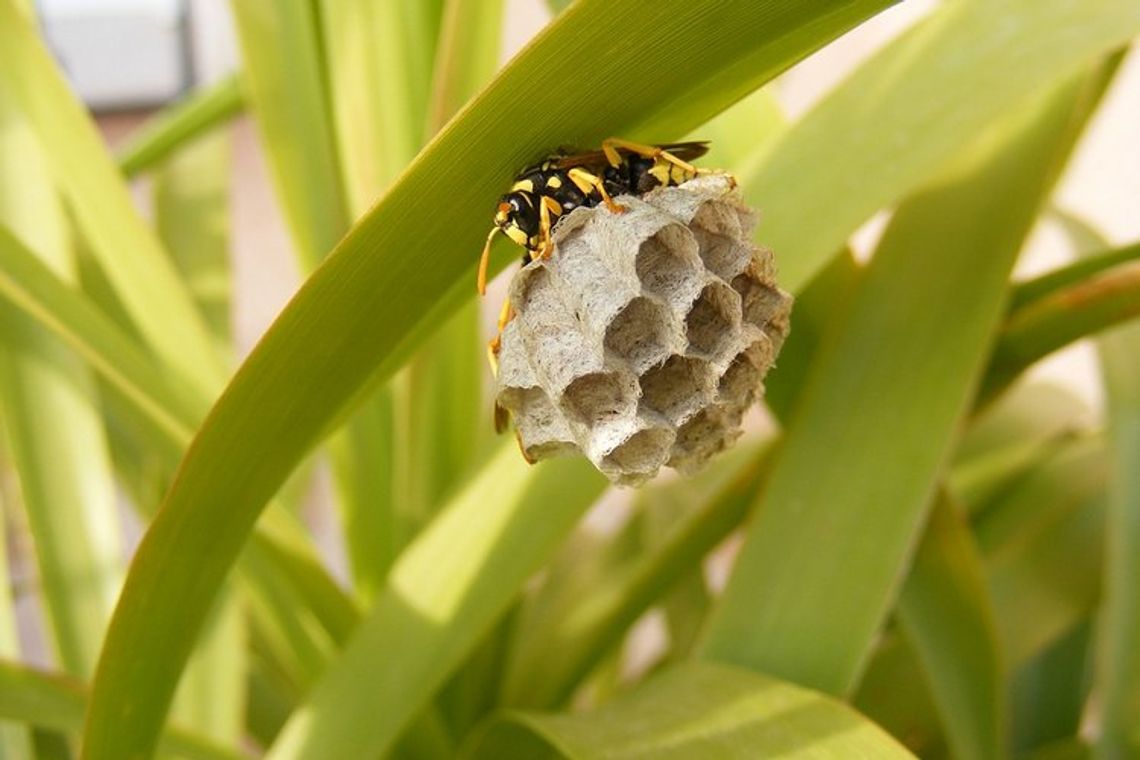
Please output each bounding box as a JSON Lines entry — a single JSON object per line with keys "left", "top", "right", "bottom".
{"left": 477, "top": 138, "right": 712, "bottom": 365}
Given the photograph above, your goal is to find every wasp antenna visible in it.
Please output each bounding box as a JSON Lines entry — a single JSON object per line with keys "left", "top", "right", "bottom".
{"left": 477, "top": 226, "right": 500, "bottom": 295}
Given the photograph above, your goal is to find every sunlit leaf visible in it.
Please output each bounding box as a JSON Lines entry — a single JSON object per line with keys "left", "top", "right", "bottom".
{"left": 267, "top": 445, "right": 605, "bottom": 759}
{"left": 737, "top": 0, "right": 1140, "bottom": 292}
{"left": 0, "top": 79, "right": 121, "bottom": 678}
{"left": 467, "top": 662, "right": 916, "bottom": 759}
{"left": 0, "top": 660, "right": 247, "bottom": 760}
{"left": 700, "top": 66, "right": 1098, "bottom": 695}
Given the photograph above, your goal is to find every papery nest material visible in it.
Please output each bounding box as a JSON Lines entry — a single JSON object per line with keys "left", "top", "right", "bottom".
{"left": 494, "top": 174, "right": 792, "bottom": 486}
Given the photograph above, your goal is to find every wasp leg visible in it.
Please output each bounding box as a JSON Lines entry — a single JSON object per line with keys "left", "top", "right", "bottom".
{"left": 477, "top": 226, "right": 501, "bottom": 295}
{"left": 514, "top": 427, "right": 535, "bottom": 462}
{"left": 487, "top": 294, "right": 516, "bottom": 375}
{"left": 602, "top": 137, "right": 711, "bottom": 176}
{"left": 567, "top": 167, "right": 626, "bottom": 214}
{"left": 535, "top": 194, "right": 562, "bottom": 260}
{"left": 489, "top": 296, "right": 522, "bottom": 436}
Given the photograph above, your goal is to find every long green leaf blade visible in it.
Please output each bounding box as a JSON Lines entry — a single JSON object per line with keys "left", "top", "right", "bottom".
{"left": 1092, "top": 263, "right": 1140, "bottom": 757}
{"left": 154, "top": 132, "right": 245, "bottom": 745}
{"left": 229, "top": 0, "right": 350, "bottom": 269}
{"left": 0, "top": 486, "right": 33, "bottom": 756}
{"left": 117, "top": 74, "right": 244, "bottom": 178}
{"left": 0, "top": 2, "right": 223, "bottom": 394}
{"left": 983, "top": 260, "right": 1140, "bottom": 404}
{"left": 467, "top": 662, "right": 916, "bottom": 759}
{"left": 81, "top": 4, "right": 897, "bottom": 757}
{"left": 699, "top": 69, "right": 1099, "bottom": 695}
{"left": 0, "top": 81, "right": 122, "bottom": 677}
{"left": 738, "top": 0, "right": 1140, "bottom": 292}
{"left": 1008, "top": 240, "right": 1140, "bottom": 311}
{"left": 503, "top": 441, "right": 770, "bottom": 709}
{"left": 154, "top": 132, "right": 234, "bottom": 345}
{"left": 981, "top": 436, "right": 1107, "bottom": 668}
{"left": 0, "top": 222, "right": 352, "bottom": 645}
{"left": 267, "top": 445, "right": 605, "bottom": 759}
{"left": 0, "top": 660, "right": 248, "bottom": 760}
{"left": 896, "top": 495, "right": 1004, "bottom": 760}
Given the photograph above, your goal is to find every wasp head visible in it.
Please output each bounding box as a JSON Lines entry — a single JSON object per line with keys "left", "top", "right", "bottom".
{"left": 495, "top": 191, "right": 539, "bottom": 248}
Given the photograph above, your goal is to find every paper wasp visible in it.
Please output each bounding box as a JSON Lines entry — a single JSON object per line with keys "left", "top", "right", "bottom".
{"left": 477, "top": 137, "right": 712, "bottom": 372}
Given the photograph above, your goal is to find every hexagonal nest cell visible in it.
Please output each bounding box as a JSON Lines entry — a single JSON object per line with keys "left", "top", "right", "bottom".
{"left": 494, "top": 174, "right": 793, "bottom": 486}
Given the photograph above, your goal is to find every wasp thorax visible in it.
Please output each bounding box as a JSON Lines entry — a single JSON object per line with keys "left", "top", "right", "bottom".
{"left": 494, "top": 174, "right": 792, "bottom": 486}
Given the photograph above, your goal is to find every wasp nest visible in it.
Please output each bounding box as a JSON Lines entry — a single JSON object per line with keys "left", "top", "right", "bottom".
{"left": 494, "top": 174, "right": 791, "bottom": 486}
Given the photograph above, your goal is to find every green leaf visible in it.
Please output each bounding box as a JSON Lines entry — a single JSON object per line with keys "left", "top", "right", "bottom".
{"left": 1091, "top": 260, "right": 1140, "bottom": 758}
{"left": 1028, "top": 739, "right": 1093, "bottom": 760}
{"left": 0, "top": 219, "right": 352, "bottom": 616}
{"left": 0, "top": 222, "right": 358, "bottom": 703}
{"left": 737, "top": 0, "right": 1140, "bottom": 292}
{"left": 153, "top": 131, "right": 245, "bottom": 745}
{"left": 81, "top": 3, "right": 898, "bottom": 756}
{"left": 1010, "top": 621, "right": 1092, "bottom": 754}
{"left": 0, "top": 224, "right": 205, "bottom": 442}
{"left": 0, "top": 81, "right": 122, "bottom": 677}
{"left": 402, "top": 0, "right": 503, "bottom": 559}
{"left": 1008, "top": 240, "right": 1140, "bottom": 312}
{"left": 950, "top": 383, "right": 1093, "bottom": 516}
{"left": 982, "top": 436, "right": 1106, "bottom": 668}
{"left": 229, "top": 0, "right": 350, "bottom": 269}
{"left": 853, "top": 634, "right": 946, "bottom": 757}
{"left": 502, "top": 441, "right": 770, "bottom": 709}
{"left": 699, "top": 66, "right": 1097, "bottom": 695}
{"left": 0, "top": 660, "right": 248, "bottom": 760}
{"left": 117, "top": 74, "right": 244, "bottom": 178}
{"left": 689, "top": 87, "right": 785, "bottom": 171}
{"left": 320, "top": 0, "right": 444, "bottom": 210}
{"left": 0, "top": 486, "right": 33, "bottom": 756}
{"left": 313, "top": 0, "right": 446, "bottom": 604}
{"left": 895, "top": 494, "right": 1004, "bottom": 760}
{"left": 170, "top": 590, "right": 245, "bottom": 746}
{"left": 0, "top": 2, "right": 223, "bottom": 395}
{"left": 154, "top": 132, "right": 234, "bottom": 344}
{"left": 466, "top": 662, "right": 916, "bottom": 759}
{"left": 428, "top": 0, "right": 504, "bottom": 133}
{"left": 266, "top": 445, "right": 605, "bottom": 759}
{"left": 982, "top": 259, "right": 1140, "bottom": 404}
{"left": 762, "top": 250, "right": 861, "bottom": 422}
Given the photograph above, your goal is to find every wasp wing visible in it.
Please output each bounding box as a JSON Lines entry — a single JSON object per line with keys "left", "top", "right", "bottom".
{"left": 552, "top": 140, "right": 710, "bottom": 170}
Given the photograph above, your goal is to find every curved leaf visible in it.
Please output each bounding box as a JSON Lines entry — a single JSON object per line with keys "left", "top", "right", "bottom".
{"left": 737, "top": 0, "right": 1140, "bottom": 292}
{"left": 896, "top": 495, "right": 1004, "bottom": 760}
{"left": 699, "top": 65, "right": 1100, "bottom": 695}
{"left": 1090, "top": 260, "right": 1140, "bottom": 758}
{"left": 82, "top": 2, "right": 898, "bottom": 757}
{"left": 0, "top": 660, "right": 247, "bottom": 760}
{"left": 266, "top": 444, "right": 605, "bottom": 759}
{"left": 117, "top": 74, "right": 244, "bottom": 178}
{"left": 981, "top": 436, "right": 1107, "bottom": 667}
{"left": 983, "top": 259, "right": 1140, "bottom": 405}
{"left": 502, "top": 441, "right": 771, "bottom": 709}
{"left": 0, "top": 80, "right": 121, "bottom": 677}
{"left": 1008, "top": 240, "right": 1140, "bottom": 311}
{"left": 466, "top": 662, "right": 915, "bottom": 759}
{"left": 0, "top": 3, "right": 223, "bottom": 395}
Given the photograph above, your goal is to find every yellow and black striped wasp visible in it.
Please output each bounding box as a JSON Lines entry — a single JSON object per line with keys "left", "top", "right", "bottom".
{"left": 477, "top": 137, "right": 713, "bottom": 371}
